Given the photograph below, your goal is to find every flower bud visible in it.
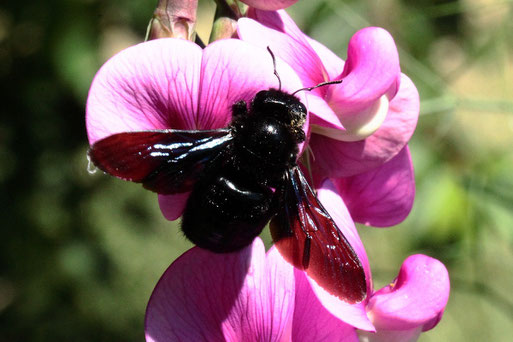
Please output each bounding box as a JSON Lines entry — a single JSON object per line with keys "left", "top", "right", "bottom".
{"left": 147, "top": 0, "right": 198, "bottom": 41}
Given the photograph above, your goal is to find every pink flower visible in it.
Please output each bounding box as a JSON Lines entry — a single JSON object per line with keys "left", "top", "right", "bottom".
{"left": 145, "top": 182, "right": 449, "bottom": 341}
{"left": 86, "top": 38, "right": 305, "bottom": 220}
{"left": 238, "top": 10, "right": 419, "bottom": 227}
{"left": 240, "top": 0, "right": 298, "bottom": 11}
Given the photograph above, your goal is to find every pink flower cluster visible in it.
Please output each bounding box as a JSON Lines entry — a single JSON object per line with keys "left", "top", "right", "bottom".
{"left": 86, "top": 0, "right": 449, "bottom": 341}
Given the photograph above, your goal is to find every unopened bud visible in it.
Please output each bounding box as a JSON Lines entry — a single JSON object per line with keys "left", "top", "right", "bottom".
{"left": 147, "top": 0, "right": 198, "bottom": 41}
{"left": 209, "top": 17, "right": 237, "bottom": 41}
{"left": 208, "top": 0, "right": 246, "bottom": 42}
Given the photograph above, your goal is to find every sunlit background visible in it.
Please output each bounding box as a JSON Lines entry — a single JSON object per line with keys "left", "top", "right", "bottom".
{"left": 1, "top": 0, "right": 512, "bottom": 340}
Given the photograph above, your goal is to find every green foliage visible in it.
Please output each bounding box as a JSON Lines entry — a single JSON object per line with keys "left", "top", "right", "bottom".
{"left": 1, "top": 0, "right": 513, "bottom": 340}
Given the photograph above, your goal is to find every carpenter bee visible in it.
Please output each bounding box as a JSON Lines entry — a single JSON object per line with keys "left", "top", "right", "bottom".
{"left": 88, "top": 50, "right": 366, "bottom": 303}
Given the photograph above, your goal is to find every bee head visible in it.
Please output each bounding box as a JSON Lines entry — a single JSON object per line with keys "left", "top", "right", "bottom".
{"left": 251, "top": 89, "right": 307, "bottom": 129}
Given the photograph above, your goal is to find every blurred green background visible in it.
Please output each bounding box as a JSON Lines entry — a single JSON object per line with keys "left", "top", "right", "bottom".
{"left": 1, "top": 0, "right": 512, "bottom": 340}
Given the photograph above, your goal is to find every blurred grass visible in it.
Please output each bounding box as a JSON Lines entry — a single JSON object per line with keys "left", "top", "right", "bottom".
{"left": 1, "top": 0, "right": 512, "bottom": 341}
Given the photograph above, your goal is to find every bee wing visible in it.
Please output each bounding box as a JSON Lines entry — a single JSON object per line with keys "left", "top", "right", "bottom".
{"left": 88, "top": 129, "right": 232, "bottom": 194}
{"left": 270, "top": 167, "right": 366, "bottom": 304}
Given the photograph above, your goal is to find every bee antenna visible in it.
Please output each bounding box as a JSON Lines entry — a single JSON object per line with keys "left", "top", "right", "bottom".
{"left": 267, "top": 46, "right": 282, "bottom": 91}
{"left": 291, "top": 79, "right": 343, "bottom": 96}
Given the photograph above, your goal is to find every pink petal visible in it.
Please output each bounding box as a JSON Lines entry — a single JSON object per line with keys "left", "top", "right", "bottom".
{"left": 304, "top": 180, "right": 374, "bottom": 331}
{"left": 238, "top": 14, "right": 327, "bottom": 90}
{"left": 305, "top": 93, "right": 342, "bottom": 129}
{"left": 240, "top": 0, "right": 298, "bottom": 10}
{"left": 246, "top": 9, "right": 306, "bottom": 43}
{"left": 310, "top": 73, "right": 419, "bottom": 178}
{"left": 366, "top": 254, "right": 450, "bottom": 331}
{"left": 327, "top": 27, "right": 400, "bottom": 131}
{"left": 307, "top": 279, "right": 374, "bottom": 333}
{"left": 305, "top": 36, "right": 345, "bottom": 81}
{"left": 158, "top": 192, "right": 190, "bottom": 221}
{"left": 198, "top": 38, "right": 307, "bottom": 130}
{"left": 223, "top": 245, "right": 296, "bottom": 341}
{"left": 335, "top": 146, "right": 415, "bottom": 227}
{"left": 145, "top": 238, "right": 296, "bottom": 342}
{"left": 292, "top": 268, "right": 359, "bottom": 341}
{"left": 86, "top": 38, "right": 202, "bottom": 144}
{"left": 87, "top": 38, "right": 307, "bottom": 144}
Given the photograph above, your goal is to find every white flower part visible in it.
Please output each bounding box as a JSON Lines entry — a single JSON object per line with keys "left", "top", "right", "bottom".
{"left": 311, "top": 94, "right": 390, "bottom": 142}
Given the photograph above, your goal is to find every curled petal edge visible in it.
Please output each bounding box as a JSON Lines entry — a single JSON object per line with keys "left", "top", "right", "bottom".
{"left": 366, "top": 254, "right": 450, "bottom": 331}
{"left": 311, "top": 95, "right": 389, "bottom": 142}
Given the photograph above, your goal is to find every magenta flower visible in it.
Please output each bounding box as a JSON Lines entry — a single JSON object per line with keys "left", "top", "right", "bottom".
{"left": 145, "top": 181, "right": 449, "bottom": 341}
{"left": 238, "top": 10, "right": 419, "bottom": 227}
{"left": 240, "top": 0, "right": 298, "bottom": 11}
{"left": 86, "top": 38, "right": 306, "bottom": 220}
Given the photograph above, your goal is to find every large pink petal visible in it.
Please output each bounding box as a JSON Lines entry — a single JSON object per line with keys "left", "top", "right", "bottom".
{"left": 310, "top": 73, "right": 419, "bottom": 178}
{"left": 145, "top": 238, "right": 296, "bottom": 342}
{"left": 292, "top": 268, "right": 359, "bottom": 341}
{"left": 335, "top": 146, "right": 415, "bottom": 227}
{"left": 238, "top": 14, "right": 326, "bottom": 90}
{"left": 327, "top": 27, "right": 400, "bottom": 131}
{"left": 198, "top": 38, "right": 307, "bottom": 130}
{"left": 366, "top": 254, "right": 450, "bottom": 331}
{"left": 303, "top": 180, "right": 374, "bottom": 331}
{"left": 240, "top": 0, "right": 297, "bottom": 10}
{"left": 86, "top": 38, "right": 202, "bottom": 144}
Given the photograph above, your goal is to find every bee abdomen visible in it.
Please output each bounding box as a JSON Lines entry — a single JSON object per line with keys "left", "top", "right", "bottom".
{"left": 182, "top": 169, "right": 274, "bottom": 253}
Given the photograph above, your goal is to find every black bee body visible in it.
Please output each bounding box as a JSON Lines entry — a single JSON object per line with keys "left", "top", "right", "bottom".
{"left": 89, "top": 87, "right": 367, "bottom": 303}
{"left": 182, "top": 89, "right": 307, "bottom": 252}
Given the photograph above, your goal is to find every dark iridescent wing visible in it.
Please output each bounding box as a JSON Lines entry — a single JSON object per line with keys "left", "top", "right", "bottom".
{"left": 88, "top": 129, "right": 232, "bottom": 194}
{"left": 270, "top": 167, "right": 366, "bottom": 303}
